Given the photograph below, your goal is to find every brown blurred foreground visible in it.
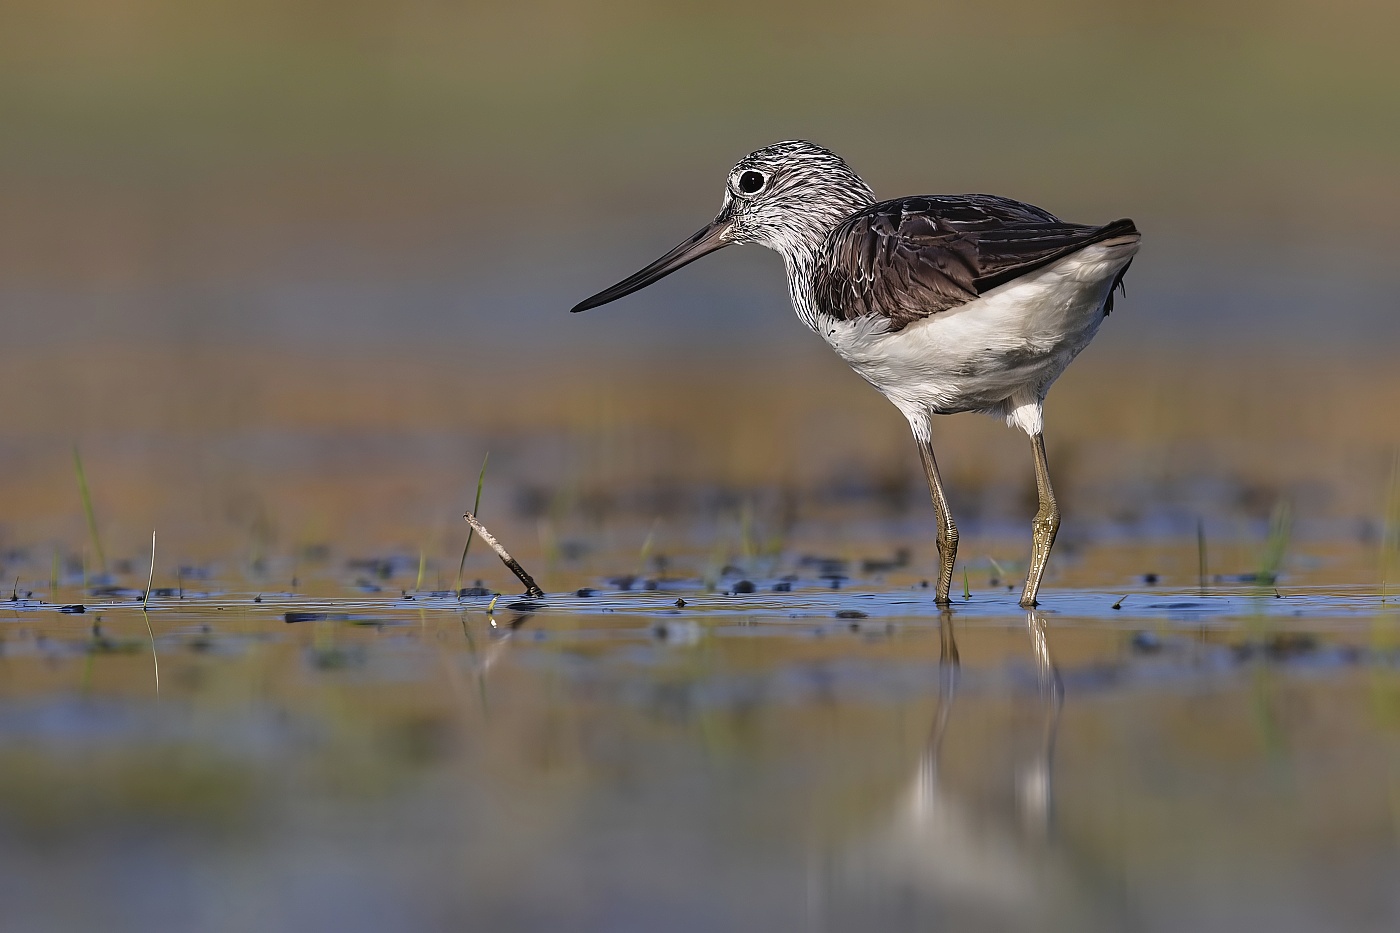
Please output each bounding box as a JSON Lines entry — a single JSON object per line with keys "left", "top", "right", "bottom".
{"left": 2, "top": 343, "right": 1396, "bottom": 580}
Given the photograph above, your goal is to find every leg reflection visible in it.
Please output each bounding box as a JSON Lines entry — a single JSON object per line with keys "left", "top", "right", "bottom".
{"left": 911, "top": 610, "right": 959, "bottom": 816}
{"left": 825, "top": 609, "right": 1080, "bottom": 926}
{"left": 1018, "top": 610, "right": 1063, "bottom": 840}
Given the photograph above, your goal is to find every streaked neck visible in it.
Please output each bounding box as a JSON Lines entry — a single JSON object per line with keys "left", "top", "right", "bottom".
{"left": 773, "top": 193, "right": 875, "bottom": 331}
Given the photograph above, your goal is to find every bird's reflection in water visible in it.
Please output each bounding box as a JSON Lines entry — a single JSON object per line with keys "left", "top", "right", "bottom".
{"left": 822, "top": 611, "right": 1103, "bottom": 930}
{"left": 453, "top": 605, "right": 1108, "bottom": 926}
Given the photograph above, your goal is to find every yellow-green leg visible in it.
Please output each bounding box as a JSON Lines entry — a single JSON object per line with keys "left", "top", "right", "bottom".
{"left": 916, "top": 437, "right": 958, "bottom": 606}
{"left": 1019, "top": 433, "right": 1060, "bottom": 608}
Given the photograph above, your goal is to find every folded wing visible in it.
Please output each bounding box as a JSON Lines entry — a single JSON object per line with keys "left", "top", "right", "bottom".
{"left": 812, "top": 194, "right": 1138, "bottom": 331}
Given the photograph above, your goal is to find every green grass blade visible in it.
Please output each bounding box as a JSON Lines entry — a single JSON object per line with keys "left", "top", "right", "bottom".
{"left": 72, "top": 446, "right": 107, "bottom": 575}
{"left": 142, "top": 530, "right": 160, "bottom": 696}
{"left": 637, "top": 518, "right": 659, "bottom": 577}
{"left": 144, "top": 530, "right": 156, "bottom": 609}
{"left": 456, "top": 452, "right": 490, "bottom": 596}
{"left": 1258, "top": 500, "right": 1292, "bottom": 588}
{"left": 1382, "top": 448, "right": 1400, "bottom": 602}
{"left": 1197, "top": 517, "right": 1209, "bottom": 595}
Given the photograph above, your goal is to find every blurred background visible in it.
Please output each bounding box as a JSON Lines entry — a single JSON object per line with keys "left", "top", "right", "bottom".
{"left": 1, "top": 0, "right": 1398, "bottom": 581}
{"left": 2, "top": 7, "right": 1400, "bottom": 930}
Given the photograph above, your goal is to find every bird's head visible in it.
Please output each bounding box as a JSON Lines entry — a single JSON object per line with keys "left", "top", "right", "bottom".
{"left": 571, "top": 140, "right": 874, "bottom": 314}
{"left": 720, "top": 140, "right": 875, "bottom": 251}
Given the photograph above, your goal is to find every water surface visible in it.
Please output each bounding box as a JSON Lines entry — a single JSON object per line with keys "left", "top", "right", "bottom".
{"left": 3, "top": 559, "right": 1398, "bottom": 931}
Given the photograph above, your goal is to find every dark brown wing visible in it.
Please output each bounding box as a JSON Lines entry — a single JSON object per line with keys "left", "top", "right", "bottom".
{"left": 811, "top": 194, "right": 1139, "bottom": 331}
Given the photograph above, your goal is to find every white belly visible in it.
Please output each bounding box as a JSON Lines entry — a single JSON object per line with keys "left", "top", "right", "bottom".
{"left": 816, "top": 238, "right": 1139, "bottom": 433}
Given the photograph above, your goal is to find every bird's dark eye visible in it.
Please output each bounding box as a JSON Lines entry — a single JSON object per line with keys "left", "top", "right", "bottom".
{"left": 738, "top": 170, "right": 765, "bottom": 194}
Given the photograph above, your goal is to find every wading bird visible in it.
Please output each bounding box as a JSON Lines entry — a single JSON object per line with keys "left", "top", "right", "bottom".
{"left": 572, "top": 141, "right": 1139, "bottom": 606}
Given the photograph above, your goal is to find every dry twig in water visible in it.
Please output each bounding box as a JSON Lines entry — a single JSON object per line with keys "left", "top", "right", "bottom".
{"left": 463, "top": 511, "right": 545, "bottom": 599}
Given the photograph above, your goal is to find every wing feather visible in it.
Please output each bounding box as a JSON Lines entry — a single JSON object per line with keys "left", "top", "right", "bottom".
{"left": 812, "top": 195, "right": 1139, "bottom": 331}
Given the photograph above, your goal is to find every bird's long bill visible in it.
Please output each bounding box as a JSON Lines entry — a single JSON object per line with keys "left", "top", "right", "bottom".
{"left": 570, "top": 217, "right": 732, "bottom": 313}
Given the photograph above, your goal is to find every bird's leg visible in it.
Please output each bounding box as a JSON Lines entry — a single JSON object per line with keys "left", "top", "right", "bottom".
{"left": 1019, "top": 433, "right": 1061, "bottom": 607}
{"left": 916, "top": 436, "right": 958, "bottom": 605}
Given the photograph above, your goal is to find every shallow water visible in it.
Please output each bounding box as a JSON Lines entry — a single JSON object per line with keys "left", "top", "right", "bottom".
{"left": 2, "top": 342, "right": 1398, "bottom": 930}
{"left": 3, "top": 553, "right": 1399, "bottom": 931}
